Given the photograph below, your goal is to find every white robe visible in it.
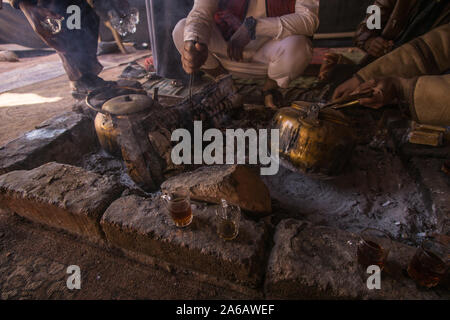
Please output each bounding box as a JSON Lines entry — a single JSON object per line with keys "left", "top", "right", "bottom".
{"left": 173, "top": 0, "right": 320, "bottom": 87}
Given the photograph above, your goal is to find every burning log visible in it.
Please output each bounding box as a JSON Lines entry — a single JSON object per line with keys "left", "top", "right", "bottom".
{"left": 88, "top": 75, "right": 242, "bottom": 192}
{"left": 140, "top": 75, "right": 242, "bottom": 132}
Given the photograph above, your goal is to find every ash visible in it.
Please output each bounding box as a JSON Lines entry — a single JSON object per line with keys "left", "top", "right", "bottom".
{"left": 263, "top": 145, "right": 436, "bottom": 246}
{"left": 79, "top": 89, "right": 442, "bottom": 247}
{"left": 80, "top": 149, "right": 154, "bottom": 198}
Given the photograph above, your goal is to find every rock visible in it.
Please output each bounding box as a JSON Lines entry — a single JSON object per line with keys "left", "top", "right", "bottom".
{"left": 119, "top": 62, "right": 148, "bottom": 80}
{"left": 0, "top": 111, "right": 98, "bottom": 175}
{"left": 0, "top": 162, "right": 123, "bottom": 242}
{"left": 161, "top": 165, "right": 272, "bottom": 215}
{"left": 97, "top": 41, "right": 120, "bottom": 55}
{"left": 389, "top": 119, "right": 450, "bottom": 159}
{"left": 101, "top": 195, "right": 270, "bottom": 287}
{"left": 0, "top": 51, "right": 19, "bottom": 62}
{"left": 409, "top": 158, "right": 450, "bottom": 235}
{"left": 115, "top": 79, "right": 143, "bottom": 90}
{"left": 265, "top": 219, "right": 448, "bottom": 299}
{"left": 148, "top": 130, "right": 173, "bottom": 166}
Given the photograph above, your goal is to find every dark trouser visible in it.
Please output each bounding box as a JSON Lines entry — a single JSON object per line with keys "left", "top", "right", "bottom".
{"left": 19, "top": 0, "right": 102, "bottom": 81}
{"left": 146, "top": 0, "right": 193, "bottom": 80}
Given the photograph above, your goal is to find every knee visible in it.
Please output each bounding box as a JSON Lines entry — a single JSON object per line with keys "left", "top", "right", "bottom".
{"left": 269, "top": 36, "right": 313, "bottom": 88}
{"left": 172, "top": 18, "right": 187, "bottom": 51}
{"left": 280, "top": 36, "right": 313, "bottom": 79}
{"left": 283, "top": 36, "right": 313, "bottom": 65}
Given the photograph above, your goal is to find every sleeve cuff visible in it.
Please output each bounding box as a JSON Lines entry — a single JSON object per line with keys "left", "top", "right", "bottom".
{"left": 183, "top": 30, "right": 208, "bottom": 45}
{"left": 255, "top": 17, "right": 282, "bottom": 39}
{"left": 397, "top": 77, "right": 419, "bottom": 121}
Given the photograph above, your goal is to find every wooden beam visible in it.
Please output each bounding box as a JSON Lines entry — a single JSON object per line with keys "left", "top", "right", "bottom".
{"left": 314, "top": 32, "right": 356, "bottom": 40}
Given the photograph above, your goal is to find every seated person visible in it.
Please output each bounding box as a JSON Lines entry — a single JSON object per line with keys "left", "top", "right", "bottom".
{"left": 334, "top": 24, "right": 450, "bottom": 127}
{"left": 355, "top": 0, "right": 450, "bottom": 59}
{"left": 8, "top": 0, "right": 130, "bottom": 99}
{"left": 172, "top": 0, "right": 320, "bottom": 108}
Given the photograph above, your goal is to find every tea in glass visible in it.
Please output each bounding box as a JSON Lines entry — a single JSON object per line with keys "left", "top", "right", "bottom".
{"left": 216, "top": 199, "right": 240, "bottom": 241}
{"left": 357, "top": 228, "right": 392, "bottom": 270}
{"left": 407, "top": 239, "right": 448, "bottom": 288}
{"left": 162, "top": 188, "right": 193, "bottom": 228}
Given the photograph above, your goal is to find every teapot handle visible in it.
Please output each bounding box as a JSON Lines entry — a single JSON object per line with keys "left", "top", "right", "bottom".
{"left": 86, "top": 88, "right": 108, "bottom": 115}
{"left": 85, "top": 86, "right": 148, "bottom": 115}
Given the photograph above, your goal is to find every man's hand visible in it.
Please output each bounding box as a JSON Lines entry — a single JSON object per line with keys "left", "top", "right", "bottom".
{"left": 354, "top": 78, "right": 401, "bottom": 109}
{"left": 182, "top": 40, "right": 208, "bottom": 74}
{"left": 364, "top": 37, "right": 394, "bottom": 57}
{"left": 332, "top": 76, "right": 362, "bottom": 101}
{"left": 227, "top": 23, "right": 251, "bottom": 62}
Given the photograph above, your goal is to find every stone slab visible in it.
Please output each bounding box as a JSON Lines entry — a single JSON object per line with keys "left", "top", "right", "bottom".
{"left": 0, "top": 111, "right": 98, "bottom": 175}
{"left": 265, "top": 219, "right": 448, "bottom": 299}
{"left": 0, "top": 162, "right": 123, "bottom": 242}
{"left": 161, "top": 165, "right": 272, "bottom": 216}
{"left": 101, "top": 195, "right": 270, "bottom": 287}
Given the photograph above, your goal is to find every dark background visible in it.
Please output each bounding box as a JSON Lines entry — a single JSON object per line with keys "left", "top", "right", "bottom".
{"left": 0, "top": 0, "right": 373, "bottom": 47}
{"left": 317, "top": 0, "right": 373, "bottom": 33}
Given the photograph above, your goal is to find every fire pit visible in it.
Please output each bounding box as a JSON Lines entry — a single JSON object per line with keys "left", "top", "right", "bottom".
{"left": 0, "top": 74, "right": 448, "bottom": 299}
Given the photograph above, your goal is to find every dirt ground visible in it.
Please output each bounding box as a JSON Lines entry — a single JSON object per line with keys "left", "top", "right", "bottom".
{"left": 0, "top": 75, "right": 75, "bottom": 146}
{"left": 0, "top": 49, "right": 148, "bottom": 146}
{"left": 0, "top": 209, "right": 252, "bottom": 300}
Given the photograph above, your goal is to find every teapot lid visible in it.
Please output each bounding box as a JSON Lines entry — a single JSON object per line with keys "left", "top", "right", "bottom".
{"left": 102, "top": 94, "right": 153, "bottom": 116}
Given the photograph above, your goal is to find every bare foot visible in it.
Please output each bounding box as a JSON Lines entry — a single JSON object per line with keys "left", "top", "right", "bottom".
{"left": 264, "top": 94, "right": 278, "bottom": 109}
{"left": 263, "top": 79, "right": 282, "bottom": 109}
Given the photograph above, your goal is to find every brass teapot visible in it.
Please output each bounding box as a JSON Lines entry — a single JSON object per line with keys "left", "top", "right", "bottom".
{"left": 272, "top": 101, "right": 356, "bottom": 177}
{"left": 87, "top": 88, "right": 165, "bottom": 191}
{"left": 92, "top": 93, "right": 154, "bottom": 157}
{"left": 86, "top": 85, "right": 154, "bottom": 156}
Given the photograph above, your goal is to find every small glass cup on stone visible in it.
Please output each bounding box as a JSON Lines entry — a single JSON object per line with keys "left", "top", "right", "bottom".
{"left": 357, "top": 228, "right": 392, "bottom": 271}
{"left": 161, "top": 188, "right": 193, "bottom": 228}
{"left": 407, "top": 239, "right": 449, "bottom": 288}
{"left": 216, "top": 199, "right": 240, "bottom": 241}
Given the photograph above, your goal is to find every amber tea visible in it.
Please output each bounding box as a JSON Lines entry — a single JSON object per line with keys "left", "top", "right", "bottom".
{"left": 357, "top": 240, "right": 386, "bottom": 270}
{"left": 217, "top": 220, "right": 239, "bottom": 241}
{"left": 162, "top": 188, "right": 193, "bottom": 228}
{"left": 357, "top": 228, "right": 392, "bottom": 270}
{"left": 407, "top": 240, "right": 448, "bottom": 288}
{"left": 216, "top": 199, "right": 240, "bottom": 241}
{"left": 168, "top": 199, "right": 193, "bottom": 228}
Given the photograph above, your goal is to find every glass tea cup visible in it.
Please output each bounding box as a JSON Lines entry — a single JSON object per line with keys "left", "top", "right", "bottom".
{"left": 357, "top": 228, "right": 392, "bottom": 271}
{"left": 407, "top": 239, "right": 449, "bottom": 288}
{"left": 216, "top": 199, "right": 241, "bottom": 241}
{"left": 161, "top": 188, "right": 193, "bottom": 228}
